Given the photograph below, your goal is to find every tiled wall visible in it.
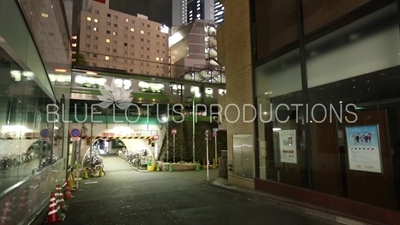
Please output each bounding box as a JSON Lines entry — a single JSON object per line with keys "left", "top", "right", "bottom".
{"left": 220, "top": 0, "right": 255, "bottom": 189}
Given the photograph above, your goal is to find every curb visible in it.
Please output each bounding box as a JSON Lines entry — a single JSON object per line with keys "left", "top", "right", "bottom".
{"left": 210, "top": 178, "right": 378, "bottom": 225}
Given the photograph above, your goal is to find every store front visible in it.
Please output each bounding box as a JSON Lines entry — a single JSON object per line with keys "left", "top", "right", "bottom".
{"left": 253, "top": 0, "right": 400, "bottom": 224}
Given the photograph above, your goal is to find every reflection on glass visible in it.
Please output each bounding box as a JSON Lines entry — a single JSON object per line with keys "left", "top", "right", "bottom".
{"left": 218, "top": 89, "right": 226, "bottom": 96}
{"left": 256, "top": 48, "right": 307, "bottom": 188}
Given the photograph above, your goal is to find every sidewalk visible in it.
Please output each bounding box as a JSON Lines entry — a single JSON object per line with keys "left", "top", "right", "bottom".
{"left": 211, "top": 178, "right": 377, "bottom": 225}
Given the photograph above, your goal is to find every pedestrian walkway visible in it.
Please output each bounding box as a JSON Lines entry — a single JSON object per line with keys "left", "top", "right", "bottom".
{"left": 102, "top": 155, "right": 133, "bottom": 172}
{"left": 211, "top": 178, "right": 373, "bottom": 225}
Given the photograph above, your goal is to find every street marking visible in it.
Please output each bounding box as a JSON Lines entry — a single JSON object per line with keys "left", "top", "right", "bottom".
{"left": 85, "top": 181, "right": 98, "bottom": 184}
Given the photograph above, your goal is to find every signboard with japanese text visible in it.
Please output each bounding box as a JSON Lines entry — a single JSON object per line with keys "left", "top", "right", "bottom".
{"left": 345, "top": 125, "right": 382, "bottom": 173}
{"left": 279, "top": 130, "right": 297, "bottom": 164}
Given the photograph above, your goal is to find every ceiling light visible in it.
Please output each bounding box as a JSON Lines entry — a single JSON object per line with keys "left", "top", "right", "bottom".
{"left": 86, "top": 71, "right": 97, "bottom": 75}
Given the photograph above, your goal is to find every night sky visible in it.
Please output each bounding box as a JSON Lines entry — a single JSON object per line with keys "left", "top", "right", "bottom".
{"left": 73, "top": 0, "right": 172, "bottom": 32}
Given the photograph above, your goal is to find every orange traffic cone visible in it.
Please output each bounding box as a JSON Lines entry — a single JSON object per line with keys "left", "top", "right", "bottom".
{"left": 55, "top": 185, "right": 67, "bottom": 211}
{"left": 64, "top": 180, "right": 74, "bottom": 200}
{"left": 46, "top": 192, "right": 60, "bottom": 223}
{"left": 0, "top": 197, "right": 13, "bottom": 225}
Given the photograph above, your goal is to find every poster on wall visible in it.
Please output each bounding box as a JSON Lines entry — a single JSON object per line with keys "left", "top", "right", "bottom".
{"left": 345, "top": 125, "right": 382, "bottom": 173}
{"left": 279, "top": 130, "right": 297, "bottom": 164}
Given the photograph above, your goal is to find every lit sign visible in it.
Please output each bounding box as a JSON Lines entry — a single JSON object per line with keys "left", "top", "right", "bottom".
{"left": 94, "top": 0, "right": 106, "bottom": 3}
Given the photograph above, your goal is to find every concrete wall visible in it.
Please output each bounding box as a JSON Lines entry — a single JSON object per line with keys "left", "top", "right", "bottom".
{"left": 222, "top": 0, "right": 255, "bottom": 189}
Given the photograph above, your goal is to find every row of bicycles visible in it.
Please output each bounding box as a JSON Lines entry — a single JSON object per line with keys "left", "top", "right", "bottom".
{"left": 82, "top": 148, "right": 104, "bottom": 175}
{"left": 117, "top": 148, "right": 143, "bottom": 169}
{"left": 0, "top": 150, "right": 59, "bottom": 173}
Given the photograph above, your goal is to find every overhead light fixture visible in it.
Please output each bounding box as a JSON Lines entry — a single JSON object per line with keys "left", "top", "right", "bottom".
{"left": 2, "top": 125, "right": 28, "bottom": 132}
{"left": 55, "top": 69, "right": 67, "bottom": 72}
{"left": 272, "top": 128, "right": 281, "bottom": 131}
{"left": 41, "top": 13, "right": 49, "bottom": 18}
{"left": 86, "top": 71, "right": 97, "bottom": 75}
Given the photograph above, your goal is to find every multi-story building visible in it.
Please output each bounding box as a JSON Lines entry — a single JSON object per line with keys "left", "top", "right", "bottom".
{"left": 214, "top": 0, "right": 224, "bottom": 26}
{"left": 172, "top": 0, "right": 224, "bottom": 26}
{"left": 218, "top": 0, "right": 400, "bottom": 224}
{"left": 169, "top": 20, "right": 224, "bottom": 83}
{"left": 75, "top": 0, "right": 170, "bottom": 76}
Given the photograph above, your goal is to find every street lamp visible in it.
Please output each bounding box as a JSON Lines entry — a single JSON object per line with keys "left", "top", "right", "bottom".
{"left": 192, "top": 92, "right": 201, "bottom": 163}
{"left": 161, "top": 116, "right": 169, "bottom": 162}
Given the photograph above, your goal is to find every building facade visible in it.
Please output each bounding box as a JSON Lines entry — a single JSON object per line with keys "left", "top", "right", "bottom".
{"left": 172, "top": 0, "right": 224, "bottom": 26}
{"left": 219, "top": 0, "right": 400, "bottom": 224}
{"left": 0, "top": 0, "right": 72, "bottom": 224}
{"left": 169, "top": 20, "right": 224, "bottom": 83}
{"left": 75, "top": 0, "right": 169, "bottom": 76}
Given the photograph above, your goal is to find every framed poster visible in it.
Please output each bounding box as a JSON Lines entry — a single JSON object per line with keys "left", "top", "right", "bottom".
{"left": 279, "top": 130, "right": 297, "bottom": 164}
{"left": 345, "top": 125, "right": 382, "bottom": 173}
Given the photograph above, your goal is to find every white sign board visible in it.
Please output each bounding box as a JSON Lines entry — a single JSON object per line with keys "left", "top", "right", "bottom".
{"left": 345, "top": 125, "right": 382, "bottom": 173}
{"left": 279, "top": 130, "right": 297, "bottom": 164}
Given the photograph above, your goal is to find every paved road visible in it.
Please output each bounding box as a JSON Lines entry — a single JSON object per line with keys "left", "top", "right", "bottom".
{"left": 60, "top": 156, "right": 338, "bottom": 225}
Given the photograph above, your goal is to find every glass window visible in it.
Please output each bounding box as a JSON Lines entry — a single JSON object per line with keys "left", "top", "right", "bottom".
{"left": 305, "top": 3, "right": 400, "bottom": 209}
{"left": 0, "top": 48, "right": 56, "bottom": 192}
{"left": 255, "top": 48, "right": 307, "bottom": 188}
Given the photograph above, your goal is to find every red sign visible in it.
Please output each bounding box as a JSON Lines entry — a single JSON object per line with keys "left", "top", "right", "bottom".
{"left": 212, "top": 131, "right": 217, "bottom": 137}
{"left": 94, "top": 0, "right": 106, "bottom": 4}
{"left": 171, "top": 128, "right": 177, "bottom": 135}
{"left": 153, "top": 134, "right": 159, "bottom": 140}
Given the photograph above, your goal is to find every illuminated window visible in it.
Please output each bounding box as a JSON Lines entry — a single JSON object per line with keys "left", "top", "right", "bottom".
{"left": 93, "top": 27, "right": 98, "bottom": 31}
{"left": 105, "top": 56, "right": 110, "bottom": 60}
{"left": 106, "top": 39, "right": 110, "bottom": 43}
{"left": 94, "top": 19, "right": 98, "bottom": 23}
{"left": 140, "top": 30, "right": 144, "bottom": 34}
{"left": 86, "top": 17, "right": 91, "bottom": 21}
{"left": 156, "top": 57, "right": 159, "bottom": 61}
{"left": 130, "top": 28, "right": 134, "bottom": 32}
{"left": 113, "top": 32, "right": 117, "bottom": 35}
{"left": 125, "top": 18, "right": 128, "bottom": 22}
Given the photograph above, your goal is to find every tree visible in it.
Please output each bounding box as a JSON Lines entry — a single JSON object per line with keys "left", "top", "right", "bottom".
{"left": 72, "top": 53, "right": 89, "bottom": 67}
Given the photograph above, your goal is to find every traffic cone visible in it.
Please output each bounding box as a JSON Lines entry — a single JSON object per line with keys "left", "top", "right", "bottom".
{"left": 98, "top": 167, "right": 103, "bottom": 177}
{"left": 55, "top": 185, "right": 67, "bottom": 211}
{"left": 46, "top": 192, "right": 60, "bottom": 223}
{"left": 68, "top": 175, "right": 75, "bottom": 191}
{"left": 168, "top": 163, "right": 173, "bottom": 172}
{"left": 0, "top": 196, "right": 13, "bottom": 225}
{"left": 196, "top": 161, "right": 201, "bottom": 171}
{"left": 64, "top": 180, "right": 74, "bottom": 200}
{"left": 83, "top": 168, "right": 89, "bottom": 179}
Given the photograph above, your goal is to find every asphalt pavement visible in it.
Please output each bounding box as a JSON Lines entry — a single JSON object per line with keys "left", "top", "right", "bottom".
{"left": 35, "top": 155, "right": 339, "bottom": 225}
